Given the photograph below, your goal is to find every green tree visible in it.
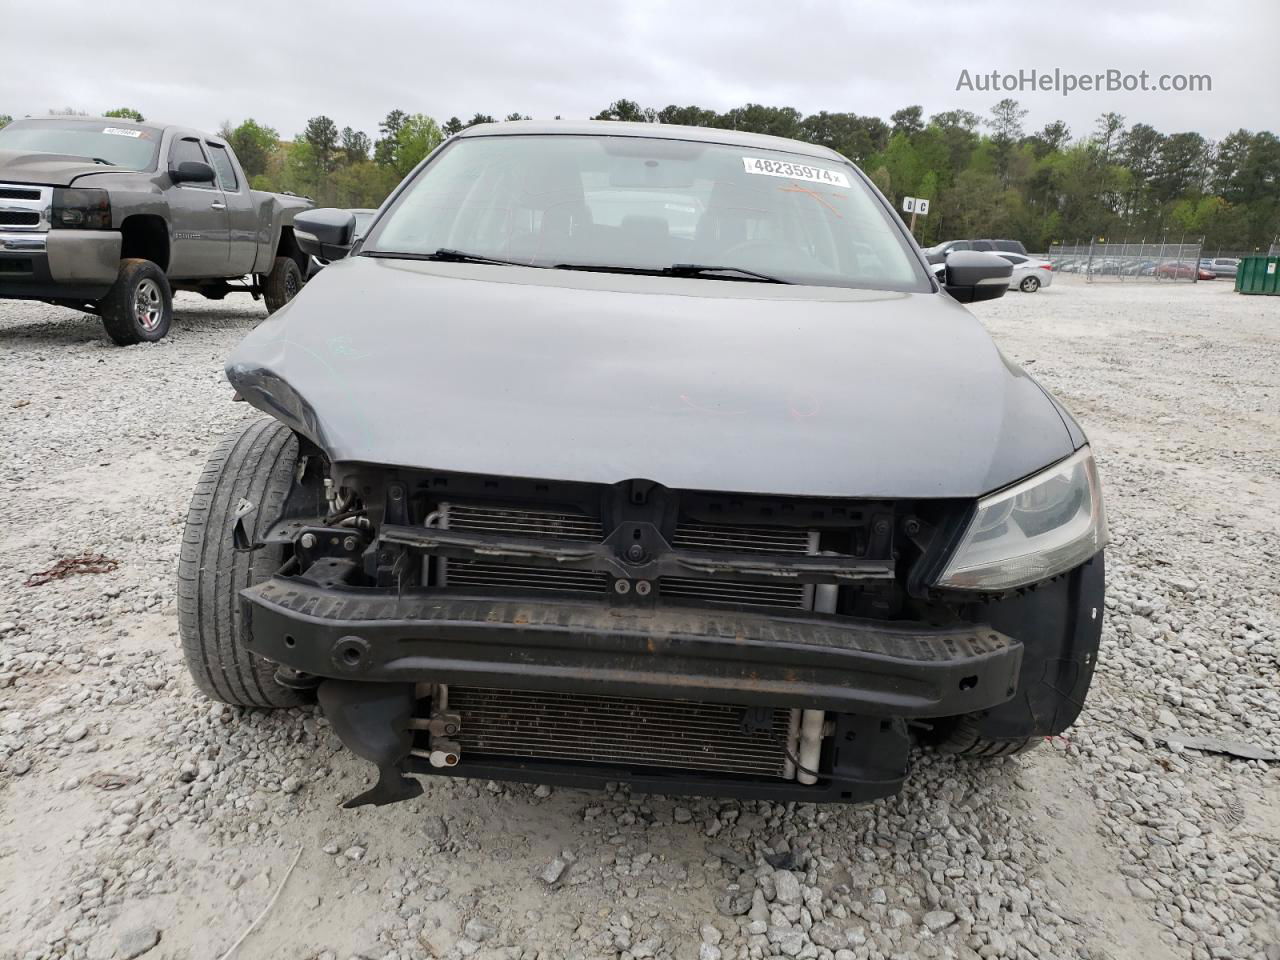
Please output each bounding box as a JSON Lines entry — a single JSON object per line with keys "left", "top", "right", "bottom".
{"left": 799, "top": 112, "right": 885, "bottom": 164}
{"left": 1116, "top": 122, "right": 1163, "bottom": 222}
{"left": 593, "top": 100, "right": 655, "bottom": 123}
{"left": 220, "top": 118, "right": 279, "bottom": 180}
{"left": 393, "top": 113, "right": 443, "bottom": 175}
{"left": 1218, "top": 131, "right": 1280, "bottom": 246}
{"left": 1150, "top": 132, "right": 1210, "bottom": 207}
{"left": 504, "top": 112, "right": 531, "bottom": 122}
{"left": 988, "top": 98, "right": 1028, "bottom": 185}
{"left": 341, "top": 127, "right": 371, "bottom": 165}
{"left": 0, "top": 114, "right": 11, "bottom": 129}
{"left": 103, "top": 107, "right": 145, "bottom": 122}
{"left": 302, "top": 115, "right": 340, "bottom": 176}
{"left": 1028, "top": 120, "right": 1071, "bottom": 159}
{"left": 374, "top": 110, "right": 408, "bottom": 166}
{"left": 926, "top": 110, "right": 981, "bottom": 176}
{"left": 657, "top": 105, "right": 718, "bottom": 127}
{"left": 333, "top": 161, "right": 400, "bottom": 208}
{"left": 890, "top": 106, "right": 924, "bottom": 138}
{"left": 1093, "top": 112, "right": 1126, "bottom": 162}
{"left": 914, "top": 170, "right": 940, "bottom": 240}
{"left": 466, "top": 113, "right": 497, "bottom": 127}
{"left": 941, "top": 168, "right": 1015, "bottom": 237}
{"left": 443, "top": 116, "right": 464, "bottom": 137}
{"left": 868, "top": 165, "right": 892, "bottom": 196}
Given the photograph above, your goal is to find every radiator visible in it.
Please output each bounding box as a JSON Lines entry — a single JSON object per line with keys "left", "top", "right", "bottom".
{"left": 443, "top": 687, "right": 792, "bottom": 777}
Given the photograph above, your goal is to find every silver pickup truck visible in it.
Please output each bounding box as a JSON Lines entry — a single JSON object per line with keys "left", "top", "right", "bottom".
{"left": 0, "top": 116, "right": 313, "bottom": 344}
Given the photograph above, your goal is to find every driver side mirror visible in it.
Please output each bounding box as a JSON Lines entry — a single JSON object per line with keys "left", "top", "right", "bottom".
{"left": 295, "top": 208, "right": 358, "bottom": 262}
{"left": 941, "top": 250, "right": 1012, "bottom": 303}
{"left": 170, "top": 160, "right": 216, "bottom": 184}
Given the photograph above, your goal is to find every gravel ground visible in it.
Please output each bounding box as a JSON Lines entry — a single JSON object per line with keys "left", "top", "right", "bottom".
{"left": 0, "top": 277, "right": 1277, "bottom": 960}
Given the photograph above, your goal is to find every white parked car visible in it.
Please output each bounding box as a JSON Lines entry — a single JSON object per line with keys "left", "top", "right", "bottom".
{"left": 998, "top": 253, "right": 1054, "bottom": 292}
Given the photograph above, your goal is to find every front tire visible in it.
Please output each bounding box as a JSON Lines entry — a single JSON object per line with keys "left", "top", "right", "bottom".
{"left": 1019, "top": 275, "right": 1041, "bottom": 293}
{"left": 99, "top": 258, "right": 173, "bottom": 345}
{"left": 263, "top": 256, "right": 303, "bottom": 314}
{"left": 176, "top": 419, "right": 308, "bottom": 708}
{"left": 931, "top": 714, "right": 1040, "bottom": 757}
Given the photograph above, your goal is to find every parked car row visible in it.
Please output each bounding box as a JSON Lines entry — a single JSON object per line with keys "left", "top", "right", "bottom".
{"left": 1052, "top": 255, "right": 1215, "bottom": 280}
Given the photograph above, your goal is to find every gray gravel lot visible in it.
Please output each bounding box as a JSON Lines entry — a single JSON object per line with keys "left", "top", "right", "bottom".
{"left": 1, "top": 277, "right": 1277, "bottom": 960}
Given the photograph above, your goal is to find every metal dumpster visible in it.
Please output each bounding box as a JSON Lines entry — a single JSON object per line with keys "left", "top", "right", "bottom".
{"left": 1235, "top": 256, "right": 1280, "bottom": 295}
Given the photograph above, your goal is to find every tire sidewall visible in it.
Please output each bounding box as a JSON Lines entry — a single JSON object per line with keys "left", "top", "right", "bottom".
{"left": 176, "top": 418, "right": 310, "bottom": 708}
{"left": 101, "top": 259, "right": 173, "bottom": 345}
{"left": 1020, "top": 276, "right": 1040, "bottom": 293}
{"left": 264, "top": 256, "right": 304, "bottom": 314}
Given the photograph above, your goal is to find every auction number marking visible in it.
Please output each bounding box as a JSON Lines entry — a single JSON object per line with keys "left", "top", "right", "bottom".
{"left": 741, "top": 157, "right": 849, "bottom": 187}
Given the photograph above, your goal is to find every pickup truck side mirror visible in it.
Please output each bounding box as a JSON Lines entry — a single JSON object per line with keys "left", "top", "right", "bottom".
{"left": 295, "top": 209, "right": 358, "bottom": 262}
{"left": 171, "top": 160, "right": 216, "bottom": 184}
{"left": 941, "top": 250, "right": 1012, "bottom": 303}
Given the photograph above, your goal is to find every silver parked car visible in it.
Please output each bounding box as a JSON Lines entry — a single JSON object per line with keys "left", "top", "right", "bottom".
{"left": 1199, "top": 257, "right": 1240, "bottom": 279}
{"left": 998, "top": 253, "right": 1054, "bottom": 292}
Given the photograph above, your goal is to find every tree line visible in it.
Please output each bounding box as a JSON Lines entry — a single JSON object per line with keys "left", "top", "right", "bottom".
{"left": 3, "top": 101, "right": 1277, "bottom": 250}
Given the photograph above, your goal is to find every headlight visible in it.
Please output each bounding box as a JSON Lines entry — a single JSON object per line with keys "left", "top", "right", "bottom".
{"left": 936, "top": 446, "right": 1108, "bottom": 591}
{"left": 51, "top": 188, "right": 111, "bottom": 229}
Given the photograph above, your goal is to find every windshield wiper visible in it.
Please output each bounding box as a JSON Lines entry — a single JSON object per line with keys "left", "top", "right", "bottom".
{"left": 363, "top": 248, "right": 546, "bottom": 268}
{"left": 667, "top": 263, "right": 790, "bottom": 284}
{"left": 429, "top": 248, "right": 544, "bottom": 267}
{"left": 553, "top": 262, "right": 790, "bottom": 284}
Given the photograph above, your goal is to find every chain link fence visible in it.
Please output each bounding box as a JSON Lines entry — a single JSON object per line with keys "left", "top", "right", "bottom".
{"left": 1048, "top": 240, "right": 1204, "bottom": 282}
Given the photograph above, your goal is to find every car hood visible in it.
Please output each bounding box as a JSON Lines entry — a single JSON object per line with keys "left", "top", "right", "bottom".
{"left": 0, "top": 148, "right": 123, "bottom": 186}
{"left": 227, "top": 256, "right": 1075, "bottom": 499}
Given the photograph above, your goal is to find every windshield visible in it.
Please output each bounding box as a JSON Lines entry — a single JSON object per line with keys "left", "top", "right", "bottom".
{"left": 0, "top": 119, "right": 162, "bottom": 171}
{"left": 365, "top": 134, "right": 929, "bottom": 291}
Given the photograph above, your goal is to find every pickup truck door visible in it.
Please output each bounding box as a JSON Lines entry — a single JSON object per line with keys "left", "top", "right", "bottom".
{"left": 204, "top": 140, "right": 259, "bottom": 276}
{"left": 165, "top": 136, "right": 230, "bottom": 278}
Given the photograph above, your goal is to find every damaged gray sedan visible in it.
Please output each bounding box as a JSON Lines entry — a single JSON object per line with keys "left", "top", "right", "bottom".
{"left": 178, "top": 121, "right": 1108, "bottom": 807}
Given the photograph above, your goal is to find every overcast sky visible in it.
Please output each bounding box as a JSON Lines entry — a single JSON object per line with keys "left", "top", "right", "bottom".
{"left": 6, "top": 0, "right": 1277, "bottom": 143}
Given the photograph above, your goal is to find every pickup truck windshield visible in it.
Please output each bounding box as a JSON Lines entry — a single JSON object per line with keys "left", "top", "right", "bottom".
{"left": 365, "top": 134, "right": 929, "bottom": 291}
{"left": 0, "top": 119, "right": 162, "bottom": 171}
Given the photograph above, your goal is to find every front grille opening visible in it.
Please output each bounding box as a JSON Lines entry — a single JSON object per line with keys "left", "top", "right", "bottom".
{"left": 672, "top": 521, "right": 814, "bottom": 554}
{"left": 0, "top": 187, "right": 41, "bottom": 201}
{"left": 0, "top": 212, "right": 39, "bottom": 226}
{"left": 425, "top": 499, "right": 844, "bottom": 609}
{"left": 0, "top": 259, "right": 33, "bottom": 275}
{"left": 440, "top": 559, "right": 608, "bottom": 594}
{"left": 441, "top": 687, "right": 793, "bottom": 778}
{"left": 440, "top": 502, "right": 603, "bottom": 541}
{"left": 659, "top": 577, "right": 810, "bottom": 609}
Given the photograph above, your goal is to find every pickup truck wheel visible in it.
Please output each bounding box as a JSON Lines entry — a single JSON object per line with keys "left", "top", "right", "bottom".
{"left": 99, "top": 259, "right": 173, "bottom": 345}
{"left": 177, "top": 418, "right": 309, "bottom": 708}
{"left": 931, "top": 715, "right": 1040, "bottom": 757}
{"left": 263, "top": 256, "right": 303, "bottom": 314}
